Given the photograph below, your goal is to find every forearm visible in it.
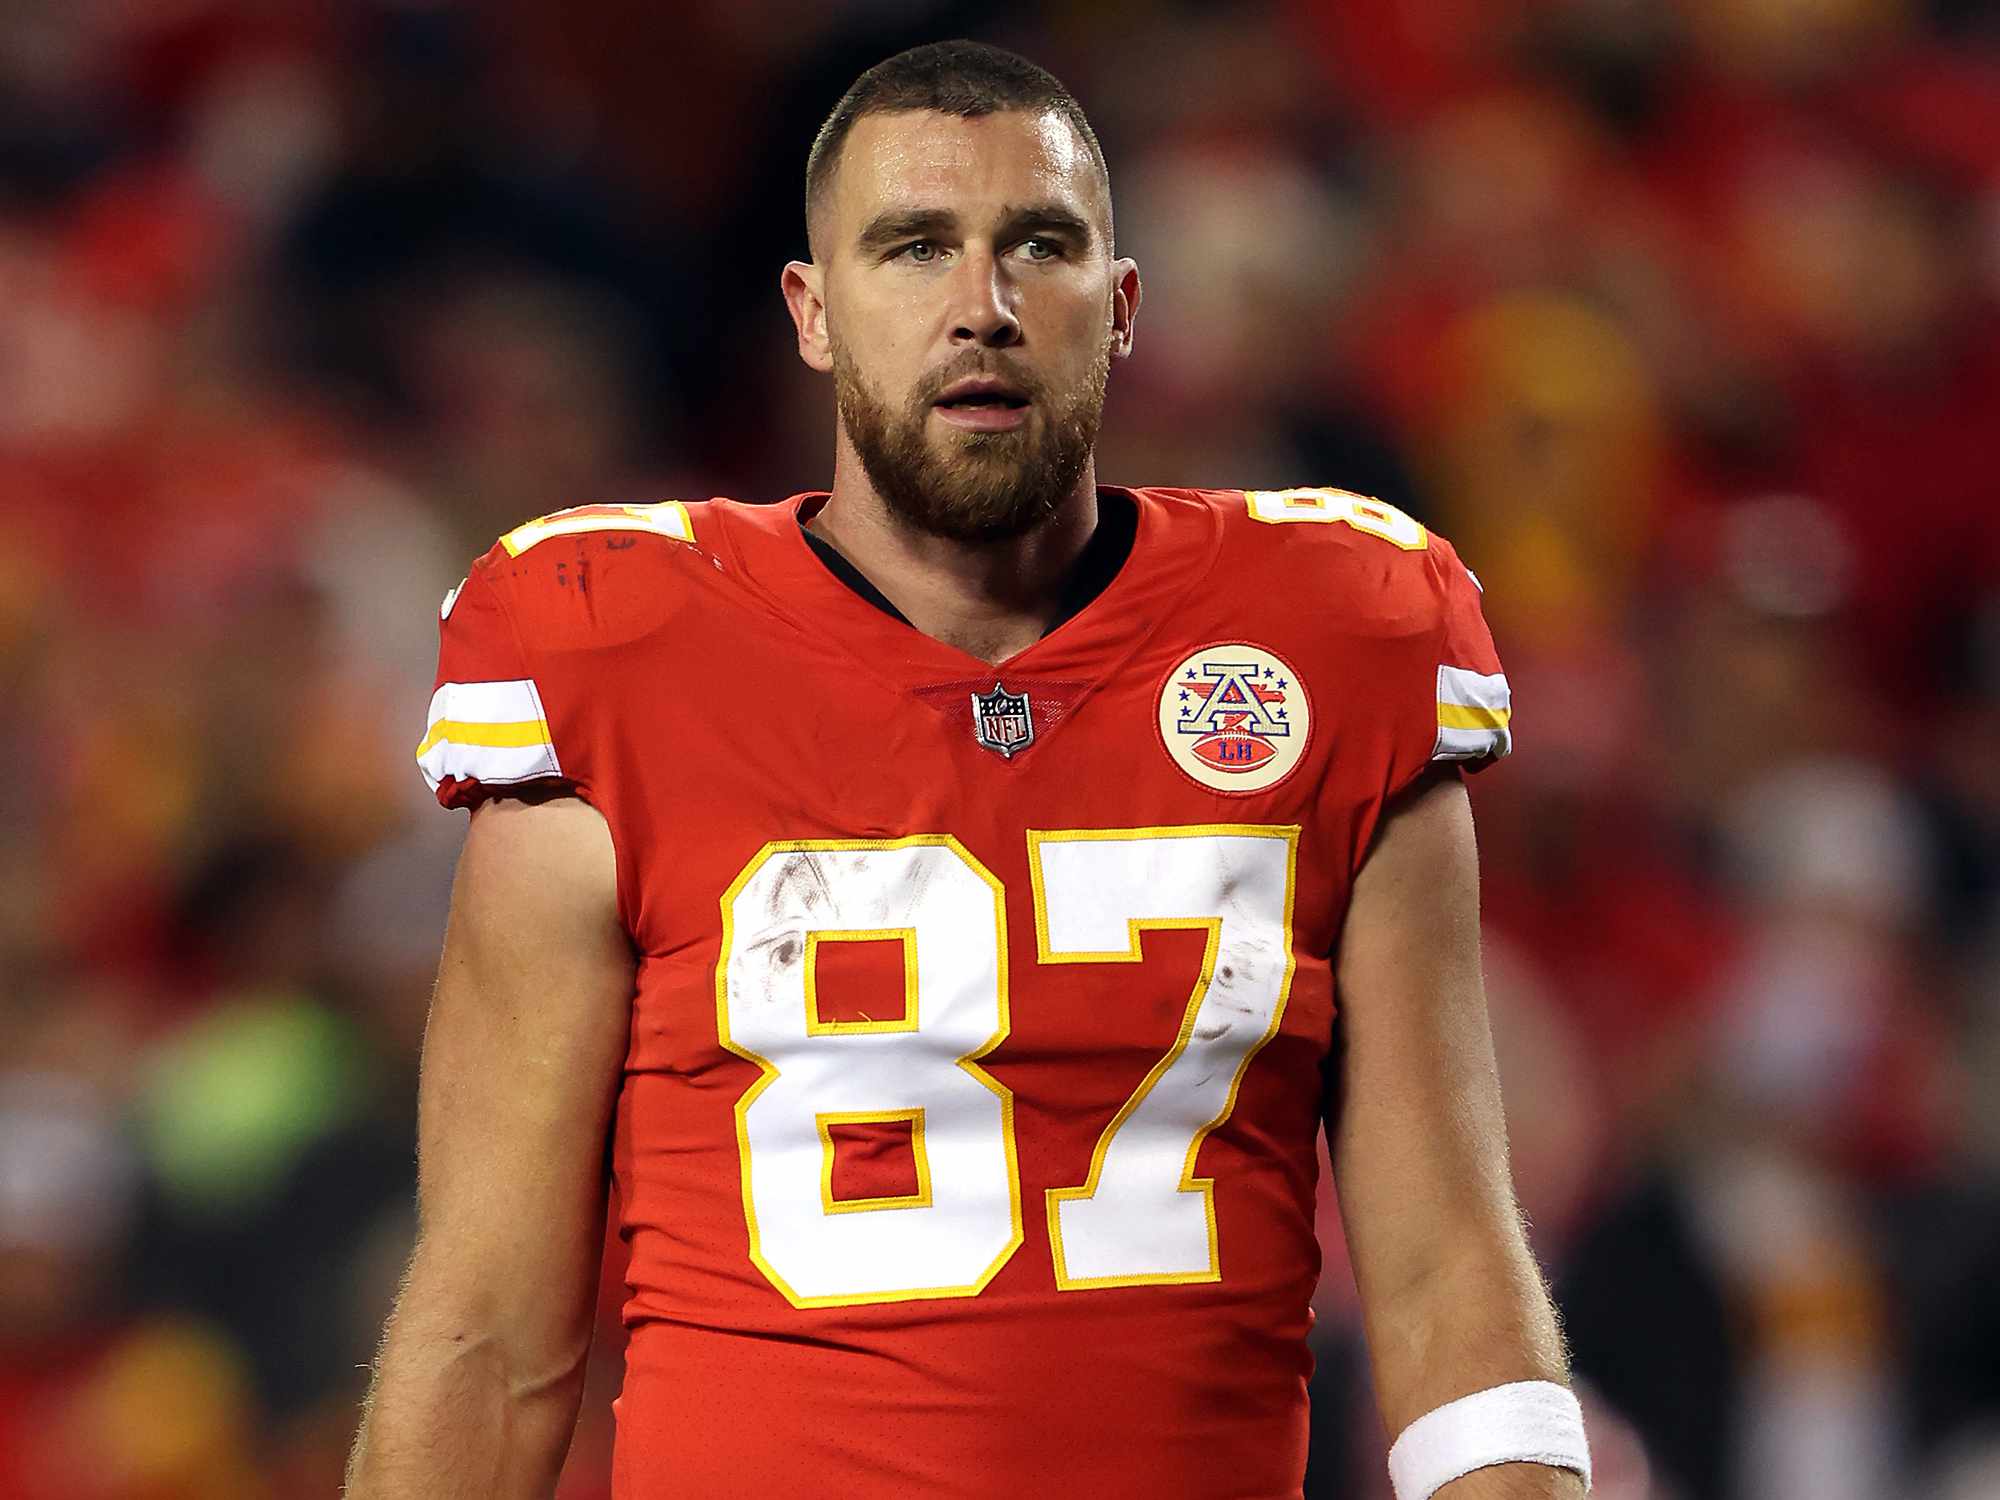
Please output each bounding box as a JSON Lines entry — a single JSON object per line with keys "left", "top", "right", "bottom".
{"left": 1365, "top": 1229, "right": 1566, "bottom": 1424}
{"left": 1334, "top": 776, "right": 1586, "bottom": 1496}
{"left": 344, "top": 797, "right": 628, "bottom": 1498}
{"left": 1441, "top": 1464, "right": 1585, "bottom": 1498}
{"left": 1368, "top": 1238, "right": 1582, "bottom": 1500}
{"left": 344, "top": 1250, "right": 590, "bottom": 1500}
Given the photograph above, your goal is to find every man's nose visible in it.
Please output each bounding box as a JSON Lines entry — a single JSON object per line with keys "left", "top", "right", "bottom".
{"left": 947, "top": 250, "right": 1022, "bottom": 348}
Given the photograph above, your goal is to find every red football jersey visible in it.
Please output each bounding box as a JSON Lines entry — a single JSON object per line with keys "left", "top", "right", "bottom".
{"left": 417, "top": 485, "right": 1511, "bottom": 1499}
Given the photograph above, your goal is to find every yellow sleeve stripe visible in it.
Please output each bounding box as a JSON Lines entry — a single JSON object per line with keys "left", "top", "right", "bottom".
{"left": 1433, "top": 664, "right": 1513, "bottom": 763}
{"left": 415, "top": 679, "right": 563, "bottom": 793}
{"left": 1437, "top": 702, "right": 1511, "bottom": 732}
{"left": 414, "top": 717, "right": 552, "bottom": 760}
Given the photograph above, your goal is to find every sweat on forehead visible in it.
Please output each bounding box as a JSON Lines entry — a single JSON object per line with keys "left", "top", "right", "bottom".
{"left": 808, "top": 108, "right": 1112, "bottom": 260}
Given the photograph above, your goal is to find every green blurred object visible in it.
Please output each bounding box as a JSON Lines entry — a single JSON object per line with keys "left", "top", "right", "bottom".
{"left": 139, "top": 994, "right": 371, "bottom": 1221}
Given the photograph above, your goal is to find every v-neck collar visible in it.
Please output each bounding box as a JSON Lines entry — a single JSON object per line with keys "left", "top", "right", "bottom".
{"left": 795, "top": 491, "right": 1139, "bottom": 638}
{"left": 797, "top": 520, "right": 912, "bottom": 625}
{"left": 713, "top": 487, "right": 1221, "bottom": 694}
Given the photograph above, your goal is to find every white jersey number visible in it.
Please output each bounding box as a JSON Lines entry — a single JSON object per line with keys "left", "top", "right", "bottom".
{"left": 1245, "top": 487, "right": 1428, "bottom": 549}
{"left": 1033, "top": 827, "right": 1299, "bottom": 1287}
{"left": 718, "top": 837, "right": 1020, "bottom": 1307}
{"left": 717, "top": 827, "right": 1299, "bottom": 1307}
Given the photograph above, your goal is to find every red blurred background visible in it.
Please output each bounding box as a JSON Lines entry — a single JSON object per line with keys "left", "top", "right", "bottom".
{"left": 2, "top": 2, "right": 1997, "bottom": 1497}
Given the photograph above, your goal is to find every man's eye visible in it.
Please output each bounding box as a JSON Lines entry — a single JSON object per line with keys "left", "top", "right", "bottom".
{"left": 901, "top": 242, "right": 940, "bottom": 264}
{"left": 1018, "top": 238, "right": 1060, "bottom": 261}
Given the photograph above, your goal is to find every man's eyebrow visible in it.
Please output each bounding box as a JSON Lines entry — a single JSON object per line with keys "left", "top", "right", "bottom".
{"left": 854, "top": 203, "right": 1096, "bottom": 254}
{"left": 856, "top": 208, "right": 956, "bottom": 252}
{"left": 997, "top": 203, "right": 1094, "bottom": 248}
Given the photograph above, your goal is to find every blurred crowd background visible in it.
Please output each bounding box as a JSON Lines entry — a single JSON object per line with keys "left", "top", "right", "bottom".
{"left": 2, "top": 1, "right": 1997, "bottom": 1497}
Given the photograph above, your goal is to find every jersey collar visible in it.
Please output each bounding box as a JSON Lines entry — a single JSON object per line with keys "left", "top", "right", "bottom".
{"left": 714, "top": 486, "right": 1220, "bottom": 695}
{"left": 794, "top": 491, "right": 1139, "bottom": 638}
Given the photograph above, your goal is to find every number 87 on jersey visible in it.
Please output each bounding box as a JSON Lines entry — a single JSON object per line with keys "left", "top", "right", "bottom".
{"left": 717, "top": 826, "right": 1299, "bottom": 1308}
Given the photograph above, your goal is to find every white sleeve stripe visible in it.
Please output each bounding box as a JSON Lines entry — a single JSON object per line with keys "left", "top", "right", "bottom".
{"left": 1432, "top": 664, "right": 1512, "bottom": 763}
{"left": 1433, "top": 725, "right": 1513, "bottom": 762}
{"left": 1437, "top": 663, "right": 1509, "bottom": 711}
{"left": 423, "top": 678, "right": 554, "bottom": 729}
{"left": 418, "top": 740, "right": 562, "bottom": 792}
{"left": 416, "top": 679, "right": 562, "bottom": 791}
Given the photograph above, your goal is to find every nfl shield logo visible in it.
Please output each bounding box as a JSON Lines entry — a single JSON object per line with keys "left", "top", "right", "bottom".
{"left": 970, "top": 683, "right": 1035, "bottom": 759}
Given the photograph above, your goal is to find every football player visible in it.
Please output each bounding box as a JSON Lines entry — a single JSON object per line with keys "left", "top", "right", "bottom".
{"left": 346, "top": 40, "right": 1588, "bottom": 1500}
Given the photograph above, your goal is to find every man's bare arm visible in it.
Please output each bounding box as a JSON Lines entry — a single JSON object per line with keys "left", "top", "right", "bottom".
{"left": 345, "top": 795, "right": 634, "bottom": 1499}
{"left": 1331, "top": 769, "right": 1583, "bottom": 1499}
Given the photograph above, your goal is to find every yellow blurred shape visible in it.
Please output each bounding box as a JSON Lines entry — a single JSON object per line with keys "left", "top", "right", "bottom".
{"left": 1431, "top": 293, "right": 1663, "bottom": 645}
{"left": 1688, "top": 0, "right": 1909, "bottom": 81}
{"left": 63, "top": 1319, "right": 265, "bottom": 1499}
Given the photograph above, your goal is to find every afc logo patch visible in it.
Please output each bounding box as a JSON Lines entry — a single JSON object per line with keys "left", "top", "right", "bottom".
{"left": 1156, "top": 643, "right": 1312, "bottom": 794}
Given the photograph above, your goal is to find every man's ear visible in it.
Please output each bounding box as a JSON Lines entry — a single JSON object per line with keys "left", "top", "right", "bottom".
{"left": 1110, "top": 257, "right": 1142, "bottom": 360}
{"left": 782, "top": 261, "right": 833, "bottom": 374}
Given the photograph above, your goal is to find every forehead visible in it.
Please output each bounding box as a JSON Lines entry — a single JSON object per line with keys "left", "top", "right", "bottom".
{"left": 829, "top": 108, "right": 1104, "bottom": 235}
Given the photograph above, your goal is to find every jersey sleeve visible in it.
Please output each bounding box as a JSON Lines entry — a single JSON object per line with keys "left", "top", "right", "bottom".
{"left": 1376, "top": 536, "right": 1512, "bottom": 804}
{"left": 415, "top": 560, "right": 567, "bottom": 810}
{"left": 1402, "top": 536, "right": 1513, "bottom": 785}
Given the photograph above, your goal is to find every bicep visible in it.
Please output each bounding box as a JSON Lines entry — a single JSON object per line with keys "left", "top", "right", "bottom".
{"left": 413, "top": 793, "right": 634, "bottom": 1347}
{"left": 1329, "top": 768, "right": 1521, "bottom": 1314}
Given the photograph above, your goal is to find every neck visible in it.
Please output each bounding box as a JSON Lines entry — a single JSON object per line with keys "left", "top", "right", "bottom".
{"left": 809, "top": 442, "right": 1100, "bottom": 665}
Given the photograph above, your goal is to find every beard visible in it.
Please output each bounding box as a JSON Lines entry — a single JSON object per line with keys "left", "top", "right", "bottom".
{"left": 833, "top": 337, "right": 1111, "bottom": 545}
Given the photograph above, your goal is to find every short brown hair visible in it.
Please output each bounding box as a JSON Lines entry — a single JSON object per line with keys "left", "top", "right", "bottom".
{"left": 805, "top": 40, "right": 1111, "bottom": 254}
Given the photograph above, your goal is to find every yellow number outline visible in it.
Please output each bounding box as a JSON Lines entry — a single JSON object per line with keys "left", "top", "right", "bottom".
{"left": 1245, "top": 488, "right": 1428, "bottom": 550}
{"left": 715, "top": 834, "right": 1023, "bottom": 1309}
{"left": 804, "top": 929, "right": 919, "bottom": 1035}
{"left": 1028, "top": 824, "right": 1301, "bottom": 1291}
{"left": 816, "top": 1107, "right": 934, "bottom": 1215}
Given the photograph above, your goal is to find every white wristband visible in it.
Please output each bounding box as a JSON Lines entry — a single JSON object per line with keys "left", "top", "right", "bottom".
{"left": 1387, "top": 1380, "right": 1591, "bottom": 1499}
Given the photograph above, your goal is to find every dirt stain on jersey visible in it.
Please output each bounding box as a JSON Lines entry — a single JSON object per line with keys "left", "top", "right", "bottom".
{"left": 767, "top": 852, "right": 834, "bottom": 918}
{"left": 738, "top": 925, "right": 806, "bottom": 1009}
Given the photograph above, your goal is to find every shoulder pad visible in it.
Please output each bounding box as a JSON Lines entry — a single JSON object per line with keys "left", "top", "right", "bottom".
{"left": 1212, "top": 485, "right": 1511, "bottom": 768}
{"left": 496, "top": 500, "right": 697, "bottom": 557}
{"left": 473, "top": 499, "right": 716, "bottom": 652}
{"left": 1217, "top": 486, "right": 1451, "bottom": 638}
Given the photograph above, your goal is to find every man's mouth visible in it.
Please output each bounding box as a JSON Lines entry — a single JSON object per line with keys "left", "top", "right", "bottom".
{"left": 933, "top": 376, "right": 1032, "bottom": 411}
